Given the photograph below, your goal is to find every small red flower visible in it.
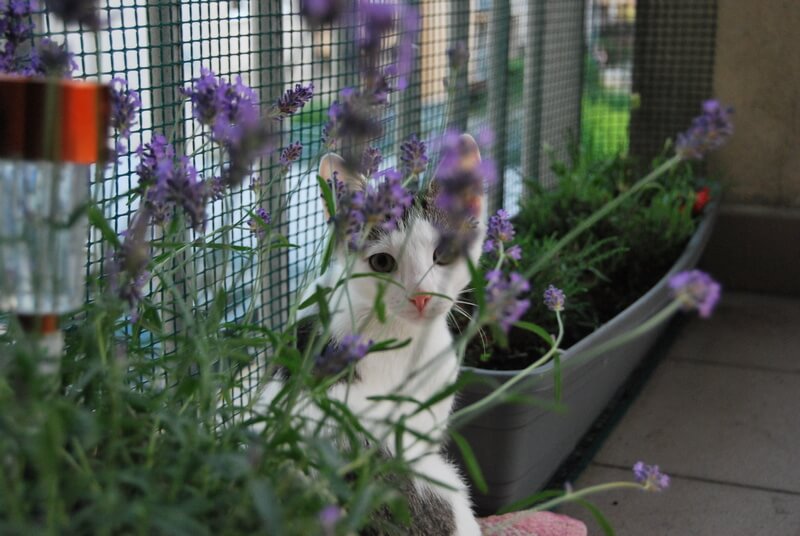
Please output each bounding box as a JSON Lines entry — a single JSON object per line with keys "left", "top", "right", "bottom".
{"left": 693, "top": 186, "right": 711, "bottom": 214}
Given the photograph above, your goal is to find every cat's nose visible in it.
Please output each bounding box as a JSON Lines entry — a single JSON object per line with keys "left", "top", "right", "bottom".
{"left": 409, "top": 294, "right": 431, "bottom": 313}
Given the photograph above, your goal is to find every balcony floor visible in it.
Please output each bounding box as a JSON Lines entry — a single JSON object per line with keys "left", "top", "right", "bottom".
{"left": 560, "top": 291, "right": 800, "bottom": 535}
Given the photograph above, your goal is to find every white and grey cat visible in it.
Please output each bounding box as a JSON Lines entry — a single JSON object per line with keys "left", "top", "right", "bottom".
{"left": 257, "top": 134, "right": 486, "bottom": 535}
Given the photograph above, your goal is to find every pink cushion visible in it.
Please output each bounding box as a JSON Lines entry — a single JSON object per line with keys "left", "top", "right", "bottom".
{"left": 478, "top": 511, "right": 588, "bottom": 536}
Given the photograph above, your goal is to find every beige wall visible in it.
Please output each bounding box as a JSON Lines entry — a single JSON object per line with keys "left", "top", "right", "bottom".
{"left": 710, "top": 0, "right": 800, "bottom": 207}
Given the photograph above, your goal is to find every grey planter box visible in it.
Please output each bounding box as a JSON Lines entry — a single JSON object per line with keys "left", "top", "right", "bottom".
{"left": 454, "top": 203, "right": 719, "bottom": 515}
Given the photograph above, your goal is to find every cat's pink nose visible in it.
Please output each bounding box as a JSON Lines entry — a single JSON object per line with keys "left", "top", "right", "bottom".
{"left": 409, "top": 294, "right": 431, "bottom": 313}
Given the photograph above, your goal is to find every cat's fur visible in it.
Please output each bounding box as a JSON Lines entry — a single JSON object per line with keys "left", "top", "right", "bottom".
{"left": 256, "top": 135, "right": 486, "bottom": 535}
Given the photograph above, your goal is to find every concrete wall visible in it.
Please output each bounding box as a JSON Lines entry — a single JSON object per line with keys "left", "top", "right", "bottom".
{"left": 709, "top": 0, "right": 800, "bottom": 207}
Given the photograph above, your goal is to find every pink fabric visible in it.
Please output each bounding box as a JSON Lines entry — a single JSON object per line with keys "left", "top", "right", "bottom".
{"left": 478, "top": 511, "right": 587, "bottom": 536}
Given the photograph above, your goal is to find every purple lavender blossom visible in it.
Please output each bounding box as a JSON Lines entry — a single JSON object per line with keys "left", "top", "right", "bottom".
{"left": 0, "top": 0, "right": 35, "bottom": 73}
{"left": 399, "top": 134, "right": 428, "bottom": 177}
{"left": 506, "top": 244, "right": 522, "bottom": 261}
{"left": 248, "top": 207, "right": 271, "bottom": 239}
{"left": 204, "top": 175, "right": 226, "bottom": 201}
{"left": 485, "top": 270, "right": 531, "bottom": 333}
{"left": 44, "top": 0, "right": 100, "bottom": 29}
{"left": 315, "top": 334, "right": 373, "bottom": 376}
{"left": 212, "top": 97, "right": 273, "bottom": 187}
{"left": 633, "top": 461, "right": 670, "bottom": 492}
{"left": 543, "top": 285, "right": 565, "bottom": 312}
{"left": 676, "top": 100, "right": 734, "bottom": 160}
{"left": 668, "top": 269, "right": 721, "bottom": 318}
{"left": 28, "top": 38, "right": 77, "bottom": 78}
{"left": 182, "top": 68, "right": 227, "bottom": 126}
{"left": 110, "top": 77, "right": 141, "bottom": 138}
{"left": 330, "top": 169, "right": 413, "bottom": 251}
{"left": 360, "top": 145, "right": 382, "bottom": 178}
{"left": 109, "top": 212, "right": 151, "bottom": 319}
{"left": 136, "top": 136, "right": 206, "bottom": 231}
{"left": 279, "top": 141, "right": 303, "bottom": 170}
{"left": 393, "top": 5, "right": 420, "bottom": 90}
{"left": 359, "top": 1, "right": 395, "bottom": 54}
{"left": 483, "top": 209, "right": 515, "bottom": 254}
{"left": 271, "top": 82, "right": 314, "bottom": 121}
{"left": 319, "top": 504, "right": 342, "bottom": 535}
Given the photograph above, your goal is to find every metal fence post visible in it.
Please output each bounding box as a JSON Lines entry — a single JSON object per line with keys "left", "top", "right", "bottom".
{"left": 487, "top": 0, "right": 510, "bottom": 212}
{"left": 254, "top": 0, "right": 288, "bottom": 336}
{"left": 147, "top": 2, "right": 185, "bottom": 364}
{"left": 397, "top": 0, "right": 422, "bottom": 146}
{"left": 449, "top": 0, "right": 470, "bottom": 132}
{"left": 522, "top": 0, "right": 545, "bottom": 187}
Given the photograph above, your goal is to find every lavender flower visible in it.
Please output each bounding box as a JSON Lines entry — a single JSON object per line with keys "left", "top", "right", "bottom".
{"left": 399, "top": 134, "right": 428, "bottom": 177}
{"left": 212, "top": 98, "right": 273, "bottom": 187}
{"left": 271, "top": 82, "right": 314, "bottom": 121}
{"left": 136, "top": 136, "right": 206, "bottom": 231}
{"left": 279, "top": 141, "right": 303, "bottom": 171}
{"left": 182, "top": 68, "right": 226, "bottom": 126}
{"left": 483, "top": 209, "right": 515, "bottom": 254}
{"left": 0, "top": 0, "right": 34, "bottom": 69}
{"left": 44, "top": 0, "right": 100, "bottom": 29}
{"left": 676, "top": 100, "right": 734, "bottom": 160}
{"left": 506, "top": 244, "right": 522, "bottom": 261}
{"left": 360, "top": 145, "right": 382, "bottom": 178}
{"left": 633, "top": 461, "right": 670, "bottom": 492}
{"left": 204, "top": 175, "right": 226, "bottom": 201}
{"left": 359, "top": 1, "right": 395, "bottom": 54}
{"left": 315, "top": 334, "right": 373, "bottom": 376}
{"left": 319, "top": 504, "right": 342, "bottom": 535}
{"left": 485, "top": 270, "right": 531, "bottom": 333}
{"left": 669, "top": 269, "right": 721, "bottom": 318}
{"left": 110, "top": 77, "right": 141, "bottom": 138}
{"left": 393, "top": 5, "right": 420, "bottom": 90}
{"left": 28, "top": 38, "right": 77, "bottom": 78}
{"left": 109, "top": 212, "right": 151, "bottom": 319}
{"left": 248, "top": 207, "right": 271, "bottom": 239}
{"left": 543, "top": 285, "right": 566, "bottom": 312}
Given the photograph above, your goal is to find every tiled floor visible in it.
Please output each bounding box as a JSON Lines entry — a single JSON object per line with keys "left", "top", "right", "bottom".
{"left": 561, "top": 292, "right": 800, "bottom": 536}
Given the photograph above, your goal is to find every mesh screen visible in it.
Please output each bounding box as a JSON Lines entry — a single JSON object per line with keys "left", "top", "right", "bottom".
{"left": 18, "top": 0, "right": 716, "bottom": 394}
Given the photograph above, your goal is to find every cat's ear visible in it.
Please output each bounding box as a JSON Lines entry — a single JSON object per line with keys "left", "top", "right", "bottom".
{"left": 455, "top": 133, "right": 486, "bottom": 222}
{"left": 318, "top": 153, "right": 367, "bottom": 219}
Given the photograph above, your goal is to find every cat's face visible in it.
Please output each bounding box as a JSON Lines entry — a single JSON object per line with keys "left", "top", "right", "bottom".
{"left": 319, "top": 135, "right": 486, "bottom": 327}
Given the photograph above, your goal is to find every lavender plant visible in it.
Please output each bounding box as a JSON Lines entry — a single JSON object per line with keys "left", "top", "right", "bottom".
{"left": 0, "top": 1, "right": 733, "bottom": 534}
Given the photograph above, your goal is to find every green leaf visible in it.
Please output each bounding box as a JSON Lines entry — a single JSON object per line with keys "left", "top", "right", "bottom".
{"left": 574, "top": 498, "right": 615, "bottom": 536}
{"left": 249, "top": 479, "right": 282, "bottom": 534}
{"left": 318, "top": 173, "right": 335, "bottom": 211}
{"left": 374, "top": 284, "right": 387, "bottom": 323}
{"left": 369, "top": 338, "right": 412, "bottom": 352}
{"left": 320, "top": 234, "right": 335, "bottom": 274}
{"left": 449, "top": 430, "right": 488, "bottom": 494}
{"left": 87, "top": 204, "right": 120, "bottom": 247}
{"left": 514, "top": 321, "right": 554, "bottom": 347}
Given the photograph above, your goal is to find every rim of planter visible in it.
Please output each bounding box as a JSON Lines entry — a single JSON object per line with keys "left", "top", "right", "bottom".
{"left": 460, "top": 199, "right": 720, "bottom": 379}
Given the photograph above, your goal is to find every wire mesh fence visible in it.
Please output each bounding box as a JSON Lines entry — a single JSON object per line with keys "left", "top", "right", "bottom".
{"left": 25, "top": 0, "right": 717, "bottom": 395}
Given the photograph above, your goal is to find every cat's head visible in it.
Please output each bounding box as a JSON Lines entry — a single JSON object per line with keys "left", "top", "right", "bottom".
{"left": 318, "top": 134, "right": 486, "bottom": 326}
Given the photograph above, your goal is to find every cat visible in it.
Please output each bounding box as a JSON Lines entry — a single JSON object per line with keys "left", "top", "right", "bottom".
{"left": 255, "top": 134, "right": 486, "bottom": 536}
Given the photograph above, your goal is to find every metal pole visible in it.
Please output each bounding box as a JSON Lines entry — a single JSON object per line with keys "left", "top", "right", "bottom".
{"left": 397, "top": 0, "right": 422, "bottom": 147}
{"left": 487, "top": 0, "right": 510, "bottom": 212}
{"left": 522, "top": 0, "right": 546, "bottom": 187}
{"left": 449, "top": 0, "right": 470, "bottom": 131}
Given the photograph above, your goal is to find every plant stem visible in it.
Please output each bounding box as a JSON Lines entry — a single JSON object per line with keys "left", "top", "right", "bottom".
{"left": 451, "top": 311, "right": 564, "bottom": 425}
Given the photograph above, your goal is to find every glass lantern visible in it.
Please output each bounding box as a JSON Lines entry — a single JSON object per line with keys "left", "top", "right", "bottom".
{"left": 0, "top": 75, "right": 110, "bottom": 318}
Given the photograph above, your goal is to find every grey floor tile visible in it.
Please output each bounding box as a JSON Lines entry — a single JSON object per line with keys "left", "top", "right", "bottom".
{"left": 592, "top": 360, "right": 800, "bottom": 493}
{"left": 559, "top": 465, "right": 800, "bottom": 536}
{"left": 668, "top": 292, "right": 800, "bottom": 372}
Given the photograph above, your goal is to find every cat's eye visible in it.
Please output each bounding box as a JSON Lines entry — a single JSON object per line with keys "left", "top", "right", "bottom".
{"left": 433, "top": 243, "right": 458, "bottom": 266}
{"left": 368, "top": 253, "right": 397, "bottom": 273}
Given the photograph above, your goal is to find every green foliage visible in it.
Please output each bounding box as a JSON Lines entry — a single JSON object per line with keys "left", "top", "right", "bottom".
{"left": 467, "top": 147, "right": 703, "bottom": 369}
